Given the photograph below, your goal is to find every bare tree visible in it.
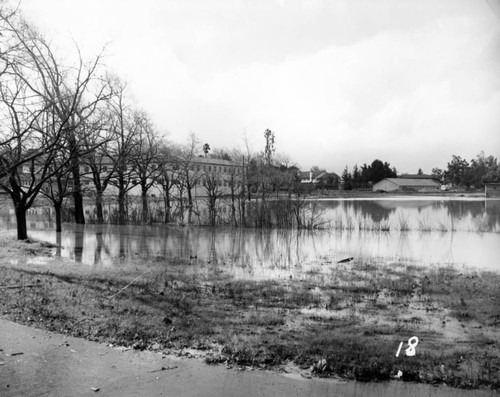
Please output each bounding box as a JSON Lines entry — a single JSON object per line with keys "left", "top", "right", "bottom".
{"left": 0, "top": 74, "right": 66, "bottom": 238}
{"left": 129, "top": 111, "right": 163, "bottom": 223}
{"left": 105, "top": 76, "right": 139, "bottom": 224}
{"left": 0, "top": 11, "right": 109, "bottom": 238}
{"left": 80, "top": 109, "right": 116, "bottom": 223}
{"left": 41, "top": 86, "right": 113, "bottom": 227}
{"left": 39, "top": 156, "right": 72, "bottom": 233}
{"left": 176, "top": 133, "right": 202, "bottom": 222}
{"left": 38, "top": 108, "right": 77, "bottom": 232}
{"left": 275, "top": 153, "right": 300, "bottom": 198}
{"left": 1, "top": 14, "right": 111, "bottom": 226}
{"left": 157, "top": 144, "right": 179, "bottom": 223}
{"left": 222, "top": 149, "right": 246, "bottom": 226}
{"left": 202, "top": 170, "right": 225, "bottom": 226}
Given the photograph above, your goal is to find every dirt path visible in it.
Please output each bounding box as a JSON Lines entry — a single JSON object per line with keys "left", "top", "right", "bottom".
{"left": 0, "top": 319, "right": 496, "bottom": 397}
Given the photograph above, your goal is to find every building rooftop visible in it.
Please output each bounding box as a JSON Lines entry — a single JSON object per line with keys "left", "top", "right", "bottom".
{"left": 383, "top": 178, "right": 441, "bottom": 187}
{"left": 399, "top": 174, "right": 440, "bottom": 181}
{"left": 299, "top": 170, "right": 326, "bottom": 180}
{"left": 191, "top": 156, "right": 238, "bottom": 166}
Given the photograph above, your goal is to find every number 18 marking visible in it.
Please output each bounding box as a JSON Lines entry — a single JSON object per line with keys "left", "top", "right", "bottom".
{"left": 396, "top": 336, "right": 419, "bottom": 357}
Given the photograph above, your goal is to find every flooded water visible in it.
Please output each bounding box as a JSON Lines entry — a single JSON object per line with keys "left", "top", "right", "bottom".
{"left": 315, "top": 196, "right": 500, "bottom": 233}
{"left": 1, "top": 197, "right": 499, "bottom": 277}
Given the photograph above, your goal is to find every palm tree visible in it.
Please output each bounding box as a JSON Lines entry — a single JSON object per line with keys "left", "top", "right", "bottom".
{"left": 203, "top": 143, "right": 210, "bottom": 157}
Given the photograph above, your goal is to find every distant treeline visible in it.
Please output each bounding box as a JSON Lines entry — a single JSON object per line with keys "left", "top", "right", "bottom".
{"left": 340, "top": 160, "right": 397, "bottom": 190}
{"left": 432, "top": 152, "right": 500, "bottom": 188}
{"left": 339, "top": 152, "right": 500, "bottom": 190}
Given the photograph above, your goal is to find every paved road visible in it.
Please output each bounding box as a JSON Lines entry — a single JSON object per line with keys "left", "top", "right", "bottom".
{"left": 0, "top": 319, "right": 496, "bottom": 397}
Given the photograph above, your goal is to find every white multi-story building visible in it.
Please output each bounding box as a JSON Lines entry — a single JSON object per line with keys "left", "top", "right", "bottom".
{"left": 78, "top": 155, "right": 243, "bottom": 199}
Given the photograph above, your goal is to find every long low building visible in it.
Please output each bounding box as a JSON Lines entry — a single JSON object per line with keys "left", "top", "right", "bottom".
{"left": 373, "top": 178, "right": 441, "bottom": 192}
{"left": 485, "top": 183, "right": 500, "bottom": 198}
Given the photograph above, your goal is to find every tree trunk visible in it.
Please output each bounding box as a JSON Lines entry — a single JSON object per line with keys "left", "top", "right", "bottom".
{"left": 15, "top": 204, "right": 28, "bottom": 240}
{"left": 208, "top": 196, "right": 216, "bottom": 226}
{"left": 95, "top": 189, "right": 104, "bottom": 223}
{"left": 55, "top": 232, "right": 62, "bottom": 257}
{"left": 54, "top": 202, "right": 62, "bottom": 232}
{"left": 240, "top": 189, "right": 246, "bottom": 226}
{"left": 163, "top": 192, "right": 170, "bottom": 224}
{"left": 231, "top": 192, "right": 237, "bottom": 226}
{"left": 72, "top": 185, "right": 85, "bottom": 224}
{"left": 70, "top": 144, "right": 85, "bottom": 224}
{"left": 118, "top": 188, "right": 126, "bottom": 225}
{"left": 141, "top": 185, "right": 148, "bottom": 224}
{"left": 179, "top": 197, "right": 185, "bottom": 223}
{"left": 187, "top": 179, "right": 193, "bottom": 209}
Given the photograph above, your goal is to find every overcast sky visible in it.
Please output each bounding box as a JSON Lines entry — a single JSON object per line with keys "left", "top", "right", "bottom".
{"left": 19, "top": 0, "right": 500, "bottom": 174}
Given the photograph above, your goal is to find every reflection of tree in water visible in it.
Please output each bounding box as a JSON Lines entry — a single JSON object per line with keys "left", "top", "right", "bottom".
{"left": 73, "top": 225, "right": 85, "bottom": 263}
{"left": 484, "top": 200, "right": 500, "bottom": 231}
{"left": 94, "top": 229, "right": 105, "bottom": 265}
{"left": 250, "top": 231, "right": 275, "bottom": 270}
{"left": 116, "top": 227, "right": 140, "bottom": 260}
{"left": 220, "top": 229, "right": 310, "bottom": 275}
{"left": 316, "top": 200, "right": 341, "bottom": 212}
{"left": 138, "top": 231, "right": 152, "bottom": 259}
{"left": 274, "top": 230, "right": 308, "bottom": 270}
{"left": 344, "top": 200, "right": 396, "bottom": 224}
{"left": 446, "top": 201, "right": 481, "bottom": 219}
{"left": 228, "top": 229, "right": 245, "bottom": 269}
{"left": 207, "top": 229, "right": 218, "bottom": 264}
{"left": 445, "top": 200, "right": 500, "bottom": 231}
{"left": 229, "top": 229, "right": 258, "bottom": 275}
{"left": 178, "top": 227, "right": 194, "bottom": 259}
{"left": 118, "top": 232, "right": 127, "bottom": 259}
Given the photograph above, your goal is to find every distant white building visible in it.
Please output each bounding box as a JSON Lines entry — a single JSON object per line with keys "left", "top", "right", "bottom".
{"left": 79, "top": 155, "right": 243, "bottom": 199}
{"left": 373, "top": 178, "right": 441, "bottom": 192}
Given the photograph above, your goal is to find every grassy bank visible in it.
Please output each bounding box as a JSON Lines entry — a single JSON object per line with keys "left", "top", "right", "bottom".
{"left": 0, "top": 237, "right": 499, "bottom": 390}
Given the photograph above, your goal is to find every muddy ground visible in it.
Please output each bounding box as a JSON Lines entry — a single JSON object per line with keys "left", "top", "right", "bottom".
{"left": 0, "top": 237, "right": 499, "bottom": 392}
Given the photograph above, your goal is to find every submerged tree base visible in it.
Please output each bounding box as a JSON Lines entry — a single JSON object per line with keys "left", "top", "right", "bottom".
{"left": 0, "top": 237, "right": 498, "bottom": 391}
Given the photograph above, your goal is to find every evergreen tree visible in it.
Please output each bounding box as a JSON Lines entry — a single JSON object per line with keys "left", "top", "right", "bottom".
{"left": 341, "top": 165, "right": 353, "bottom": 190}
{"left": 352, "top": 164, "right": 360, "bottom": 188}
